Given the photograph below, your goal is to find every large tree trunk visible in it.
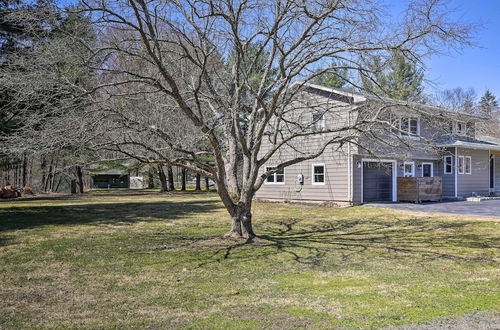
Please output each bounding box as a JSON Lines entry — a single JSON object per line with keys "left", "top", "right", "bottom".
{"left": 76, "top": 165, "right": 84, "bottom": 194}
{"left": 167, "top": 166, "right": 175, "bottom": 191}
{"left": 44, "top": 159, "right": 54, "bottom": 192}
{"left": 195, "top": 173, "right": 201, "bottom": 191}
{"left": 224, "top": 202, "right": 255, "bottom": 239}
{"left": 22, "top": 153, "right": 28, "bottom": 187}
{"left": 158, "top": 165, "right": 168, "bottom": 192}
{"left": 41, "top": 156, "right": 47, "bottom": 191}
{"left": 205, "top": 177, "right": 210, "bottom": 191}
{"left": 181, "top": 168, "right": 186, "bottom": 191}
{"left": 148, "top": 168, "right": 155, "bottom": 189}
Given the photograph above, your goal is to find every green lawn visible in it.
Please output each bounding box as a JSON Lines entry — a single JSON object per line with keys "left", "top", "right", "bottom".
{"left": 0, "top": 191, "right": 498, "bottom": 329}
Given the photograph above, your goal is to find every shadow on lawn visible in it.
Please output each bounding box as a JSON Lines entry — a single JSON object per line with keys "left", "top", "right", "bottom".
{"left": 0, "top": 199, "right": 222, "bottom": 232}
{"left": 196, "top": 216, "right": 499, "bottom": 267}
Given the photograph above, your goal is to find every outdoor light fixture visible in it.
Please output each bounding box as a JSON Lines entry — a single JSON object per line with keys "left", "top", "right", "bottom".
{"left": 417, "top": 164, "right": 422, "bottom": 169}
{"left": 356, "top": 161, "right": 361, "bottom": 168}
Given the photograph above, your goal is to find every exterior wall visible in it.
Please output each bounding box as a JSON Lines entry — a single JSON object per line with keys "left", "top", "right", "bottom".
{"left": 356, "top": 114, "right": 443, "bottom": 161}
{"left": 495, "top": 155, "right": 500, "bottom": 194}
{"left": 255, "top": 144, "right": 350, "bottom": 201}
{"left": 436, "top": 147, "right": 456, "bottom": 198}
{"left": 456, "top": 148, "right": 490, "bottom": 197}
{"left": 352, "top": 155, "right": 362, "bottom": 203}
{"left": 254, "top": 86, "right": 492, "bottom": 203}
{"left": 255, "top": 88, "right": 354, "bottom": 202}
{"left": 352, "top": 156, "right": 439, "bottom": 203}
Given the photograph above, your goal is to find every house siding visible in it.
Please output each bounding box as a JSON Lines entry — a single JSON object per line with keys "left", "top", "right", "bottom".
{"left": 254, "top": 86, "right": 495, "bottom": 204}
{"left": 456, "top": 148, "right": 490, "bottom": 197}
{"left": 255, "top": 144, "right": 351, "bottom": 201}
{"left": 495, "top": 155, "right": 500, "bottom": 193}
{"left": 436, "top": 147, "right": 456, "bottom": 198}
{"left": 255, "top": 88, "right": 354, "bottom": 202}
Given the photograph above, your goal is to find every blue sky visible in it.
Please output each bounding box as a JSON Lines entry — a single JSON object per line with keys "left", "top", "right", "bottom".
{"left": 61, "top": 0, "right": 498, "bottom": 99}
{"left": 393, "top": 0, "right": 500, "bottom": 99}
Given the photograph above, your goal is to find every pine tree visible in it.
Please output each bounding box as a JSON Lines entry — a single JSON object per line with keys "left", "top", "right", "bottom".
{"left": 311, "top": 62, "right": 348, "bottom": 88}
{"left": 361, "top": 51, "right": 424, "bottom": 101}
{"left": 478, "top": 90, "right": 498, "bottom": 118}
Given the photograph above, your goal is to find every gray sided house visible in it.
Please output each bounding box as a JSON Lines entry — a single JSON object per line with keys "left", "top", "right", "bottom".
{"left": 255, "top": 84, "right": 500, "bottom": 204}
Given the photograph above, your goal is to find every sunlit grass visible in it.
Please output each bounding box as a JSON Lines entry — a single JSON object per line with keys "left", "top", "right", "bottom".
{"left": 0, "top": 192, "right": 498, "bottom": 328}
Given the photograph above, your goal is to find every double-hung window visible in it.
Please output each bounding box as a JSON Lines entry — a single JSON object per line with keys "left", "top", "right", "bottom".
{"left": 312, "top": 164, "right": 325, "bottom": 185}
{"left": 312, "top": 113, "right": 326, "bottom": 132}
{"left": 265, "top": 166, "right": 285, "bottom": 184}
{"left": 403, "top": 161, "right": 415, "bottom": 177}
{"left": 389, "top": 114, "right": 400, "bottom": 134}
{"left": 458, "top": 156, "right": 465, "bottom": 174}
{"left": 400, "top": 117, "right": 419, "bottom": 136}
{"left": 444, "top": 156, "right": 453, "bottom": 174}
{"left": 465, "top": 156, "right": 472, "bottom": 174}
{"left": 456, "top": 122, "right": 466, "bottom": 135}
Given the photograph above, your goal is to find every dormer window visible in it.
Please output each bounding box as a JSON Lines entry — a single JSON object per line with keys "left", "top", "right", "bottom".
{"left": 456, "top": 122, "right": 465, "bottom": 135}
{"left": 448, "top": 121, "right": 454, "bottom": 134}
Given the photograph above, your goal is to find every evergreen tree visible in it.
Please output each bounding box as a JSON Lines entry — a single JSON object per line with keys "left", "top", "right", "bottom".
{"left": 311, "top": 62, "right": 348, "bottom": 88}
{"left": 478, "top": 90, "right": 498, "bottom": 118}
{"left": 361, "top": 51, "right": 424, "bottom": 101}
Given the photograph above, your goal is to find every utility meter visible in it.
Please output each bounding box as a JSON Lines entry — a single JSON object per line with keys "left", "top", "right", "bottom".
{"left": 297, "top": 173, "right": 304, "bottom": 184}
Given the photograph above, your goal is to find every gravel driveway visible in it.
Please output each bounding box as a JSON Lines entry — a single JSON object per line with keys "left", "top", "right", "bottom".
{"left": 365, "top": 199, "right": 500, "bottom": 218}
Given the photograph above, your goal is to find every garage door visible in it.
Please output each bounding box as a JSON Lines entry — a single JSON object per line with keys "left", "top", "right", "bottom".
{"left": 363, "top": 162, "right": 393, "bottom": 202}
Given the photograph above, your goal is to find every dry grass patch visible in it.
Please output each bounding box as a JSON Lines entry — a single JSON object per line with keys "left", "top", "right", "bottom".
{"left": 0, "top": 191, "right": 499, "bottom": 328}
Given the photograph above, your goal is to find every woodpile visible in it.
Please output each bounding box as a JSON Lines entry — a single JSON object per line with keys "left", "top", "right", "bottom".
{"left": 0, "top": 184, "right": 21, "bottom": 199}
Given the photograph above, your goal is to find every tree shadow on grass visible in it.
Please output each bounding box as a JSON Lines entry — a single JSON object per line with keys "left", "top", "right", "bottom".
{"left": 195, "top": 216, "right": 499, "bottom": 268}
{"left": 0, "top": 199, "right": 222, "bottom": 233}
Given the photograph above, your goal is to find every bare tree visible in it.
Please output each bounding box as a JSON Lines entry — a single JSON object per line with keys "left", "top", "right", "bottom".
{"left": 76, "top": 0, "right": 471, "bottom": 238}
{"left": 66, "top": 0, "right": 475, "bottom": 239}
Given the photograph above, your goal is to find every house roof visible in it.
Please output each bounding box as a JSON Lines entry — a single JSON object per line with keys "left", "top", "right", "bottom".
{"left": 437, "top": 136, "right": 500, "bottom": 152}
{"left": 302, "top": 83, "right": 486, "bottom": 121}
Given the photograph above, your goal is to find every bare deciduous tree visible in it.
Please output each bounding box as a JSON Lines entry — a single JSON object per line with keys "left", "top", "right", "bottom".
{"left": 68, "top": 0, "right": 475, "bottom": 239}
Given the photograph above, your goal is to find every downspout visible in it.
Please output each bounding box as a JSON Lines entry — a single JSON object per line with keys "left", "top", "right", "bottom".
{"left": 455, "top": 147, "right": 458, "bottom": 198}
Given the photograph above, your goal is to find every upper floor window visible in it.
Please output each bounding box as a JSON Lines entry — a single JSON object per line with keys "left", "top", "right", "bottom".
{"left": 311, "top": 113, "right": 325, "bottom": 132}
{"left": 401, "top": 117, "right": 419, "bottom": 136}
{"left": 265, "top": 166, "right": 285, "bottom": 184}
{"left": 444, "top": 156, "right": 453, "bottom": 174}
{"left": 312, "top": 164, "right": 325, "bottom": 185}
{"left": 456, "top": 122, "right": 466, "bottom": 135}
{"left": 390, "top": 114, "right": 420, "bottom": 137}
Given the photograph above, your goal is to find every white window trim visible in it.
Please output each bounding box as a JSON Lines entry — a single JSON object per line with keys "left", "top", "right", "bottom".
{"left": 444, "top": 156, "right": 453, "bottom": 174}
{"left": 391, "top": 115, "right": 420, "bottom": 139}
{"left": 264, "top": 166, "right": 286, "bottom": 185}
{"left": 456, "top": 122, "right": 467, "bottom": 136}
{"left": 458, "top": 156, "right": 465, "bottom": 174}
{"left": 311, "top": 163, "right": 326, "bottom": 185}
{"left": 421, "top": 162, "right": 434, "bottom": 177}
{"left": 403, "top": 161, "right": 415, "bottom": 177}
{"left": 465, "top": 156, "right": 472, "bottom": 175}
{"left": 310, "top": 112, "right": 326, "bottom": 136}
